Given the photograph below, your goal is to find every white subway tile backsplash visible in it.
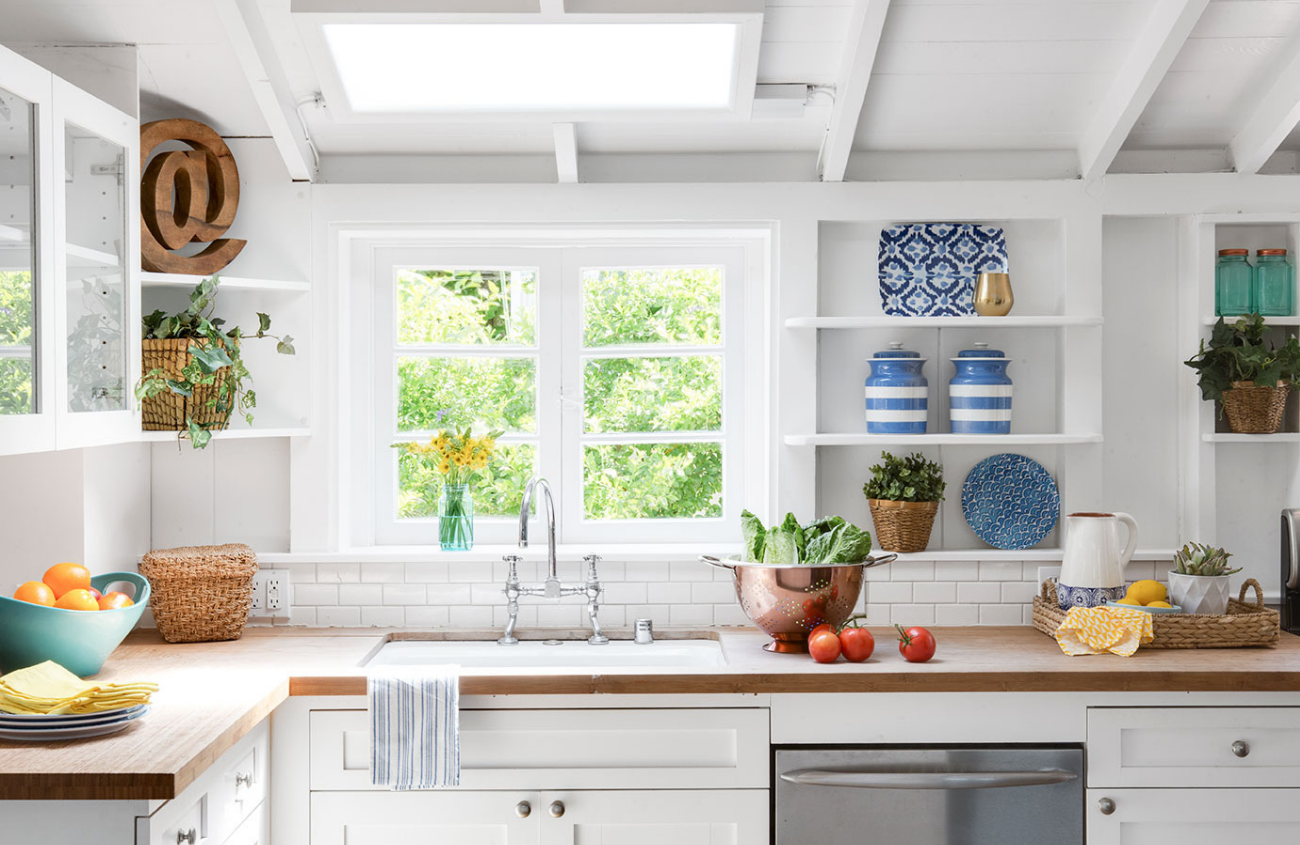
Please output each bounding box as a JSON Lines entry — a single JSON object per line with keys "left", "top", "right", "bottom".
{"left": 339, "top": 584, "right": 383, "bottom": 606}
{"left": 958, "top": 582, "right": 1002, "bottom": 604}
{"left": 448, "top": 561, "right": 493, "bottom": 582}
{"left": 860, "top": 604, "right": 892, "bottom": 626}
{"left": 626, "top": 561, "right": 669, "bottom": 581}
{"left": 603, "top": 582, "right": 648, "bottom": 604}
{"left": 934, "top": 604, "right": 979, "bottom": 625}
{"left": 868, "top": 582, "right": 913, "bottom": 604}
{"left": 713, "top": 603, "right": 749, "bottom": 626}
{"left": 470, "top": 584, "right": 504, "bottom": 605}
{"left": 648, "top": 582, "right": 692, "bottom": 604}
{"left": 362, "top": 606, "right": 405, "bottom": 627}
{"left": 691, "top": 581, "right": 736, "bottom": 603}
{"left": 979, "top": 561, "right": 1023, "bottom": 581}
{"left": 891, "top": 604, "right": 935, "bottom": 626}
{"left": 384, "top": 584, "right": 427, "bottom": 606}
{"left": 449, "top": 605, "right": 494, "bottom": 627}
{"left": 979, "top": 604, "right": 1022, "bottom": 625}
{"left": 360, "top": 563, "right": 405, "bottom": 583}
{"left": 427, "top": 584, "right": 474, "bottom": 604}
{"left": 941, "top": 561, "right": 980, "bottom": 581}
{"left": 913, "top": 582, "right": 956, "bottom": 603}
{"left": 406, "top": 606, "right": 451, "bottom": 628}
{"left": 670, "top": 604, "right": 714, "bottom": 626}
{"left": 406, "top": 562, "right": 449, "bottom": 583}
{"left": 890, "top": 561, "right": 934, "bottom": 581}
{"left": 598, "top": 561, "right": 626, "bottom": 581}
{"left": 316, "top": 562, "right": 360, "bottom": 584}
{"left": 1000, "top": 581, "right": 1036, "bottom": 603}
{"left": 284, "top": 563, "right": 317, "bottom": 584}
{"left": 317, "top": 606, "right": 361, "bottom": 627}
{"left": 288, "top": 607, "right": 317, "bottom": 626}
{"left": 293, "top": 583, "right": 338, "bottom": 606}
{"left": 669, "top": 560, "right": 713, "bottom": 582}
{"left": 536, "top": 604, "right": 582, "bottom": 627}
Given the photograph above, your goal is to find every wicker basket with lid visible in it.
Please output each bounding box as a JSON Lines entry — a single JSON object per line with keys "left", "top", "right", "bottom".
{"left": 139, "top": 543, "right": 258, "bottom": 643}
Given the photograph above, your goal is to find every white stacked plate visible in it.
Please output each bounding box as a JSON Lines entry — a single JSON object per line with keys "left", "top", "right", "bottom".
{"left": 0, "top": 704, "right": 149, "bottom": 741}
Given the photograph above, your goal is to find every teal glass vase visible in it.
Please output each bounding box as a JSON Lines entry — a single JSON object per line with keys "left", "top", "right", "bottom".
{"left": 1215, "top": 249, "right": 1253, "bottom": 316}
{"left": 438, "top": 483, "right": 474, "bottom": 551}
{"left": 1254, "top": 249, "right": 1295, "bottom": 317}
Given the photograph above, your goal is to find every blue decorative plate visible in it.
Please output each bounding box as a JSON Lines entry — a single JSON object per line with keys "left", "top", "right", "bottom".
{"left": 961, "top": 454, "right": 1059, "bottom": 550}
{"left": 878, "top": 223, "right": 1009, "bottom": 316}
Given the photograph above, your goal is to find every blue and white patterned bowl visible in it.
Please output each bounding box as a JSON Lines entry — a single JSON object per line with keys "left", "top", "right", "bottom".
{"left": 961, "top": 454, "right": 1059, "bottom": 550}
{"left": 878, "top": 223, "right": 1009, "bottom": 317}
{"left": 1058, "top": 583, "right": 1127, "bottom": 610}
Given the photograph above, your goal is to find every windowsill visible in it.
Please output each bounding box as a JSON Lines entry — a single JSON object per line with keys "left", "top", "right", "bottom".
{"left": 255, "top": 543, "right": 741, "bottom": 564}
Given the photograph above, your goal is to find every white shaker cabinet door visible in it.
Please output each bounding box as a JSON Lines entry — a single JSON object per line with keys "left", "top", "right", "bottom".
{"left": 310, "top": 791, "right": 540, "bottom": 845}
{"left": 1086, "top": 788, "right": 1300, "bottom": 844}
{"left": 539, "top": 789, "right": 768, "bottom": 845}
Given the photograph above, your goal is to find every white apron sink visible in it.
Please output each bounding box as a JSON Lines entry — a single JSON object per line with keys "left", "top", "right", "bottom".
{"left": 365, "top": 638, "right": 726, "bottom": 670}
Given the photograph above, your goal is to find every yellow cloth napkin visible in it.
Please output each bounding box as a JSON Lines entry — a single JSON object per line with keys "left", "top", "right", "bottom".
{"left": 1055, "top": 606, "right": 1154, "bottom": 657}
{"left": 0, "top": 661, "right": 158, "bottom": 715}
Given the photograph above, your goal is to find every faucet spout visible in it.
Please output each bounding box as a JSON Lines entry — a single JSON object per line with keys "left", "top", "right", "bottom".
{"left": 519, "top": 477, "right": 559, "bottom": 591}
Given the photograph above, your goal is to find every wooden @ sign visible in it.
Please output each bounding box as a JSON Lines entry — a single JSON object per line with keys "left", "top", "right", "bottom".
{"left": 140, "top": 118, "right": 246, "bottom": 275}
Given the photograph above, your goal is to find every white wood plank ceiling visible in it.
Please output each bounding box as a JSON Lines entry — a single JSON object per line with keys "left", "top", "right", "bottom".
{"left": 4, "top": 0, "right": 1300, "bottom": 181}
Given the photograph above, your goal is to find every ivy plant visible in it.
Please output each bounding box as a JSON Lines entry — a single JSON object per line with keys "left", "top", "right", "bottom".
{"left": 863, "top": 451, "right": 946, "bottom": 503}
{"left": 1184, "top": 314, "right": 1300, "bottom": 403}
{"left": 134, "top": 275, "right": 294, "bottom": 448}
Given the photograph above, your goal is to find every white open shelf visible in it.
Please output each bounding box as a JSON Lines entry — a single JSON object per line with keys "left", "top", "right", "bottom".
{"left": 884, "top": 547, "right": 1176, "bottom": 563}
{"left": 141, "top": 424, "right": 311, "bottom": 442}
{"left": 1201, "top": 315, "right": 1300, "bottom": 326}
{"left": 1203, "top": 432, "right": 1300, "bottom": 443}
{"left": 786, "top": 433, "right": 1103, "bottom": 447}
{"left": 786, "top": 315, "right": 1101, "bottom": 329}
{"left": 141, "top": 271, "right": 309, "bottom": 293}
{"left": 65, "top": 242, "right": 119, "bottom": 268}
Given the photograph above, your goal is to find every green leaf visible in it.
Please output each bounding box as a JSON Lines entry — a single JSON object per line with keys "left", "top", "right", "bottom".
{"left": 186, "top": 419, "right": 212, "bottom": 449}
{"left": 276, "top": 335, "right": 296, "bottom": 355}
{"left": 257, "top": 312, "right": 271, "bottom": 333}
{"left": 740, "top": 509, "right": 766, "bottom": 562}
{"left": 188, "top": 343, "right": 234, "bottom": 373}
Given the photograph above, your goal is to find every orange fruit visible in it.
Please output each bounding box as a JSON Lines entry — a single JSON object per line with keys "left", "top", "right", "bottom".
{"left": 98, "top": 591, "right": 134, "bottom": 610}
{"left": 13, "top": 581, "right": 56, "bottom": 606}
{"left": 54, "top": 588, "right": 100, "bottom": 611}
{"left": 43, "top": 563, "right": 91, "bottom": 599}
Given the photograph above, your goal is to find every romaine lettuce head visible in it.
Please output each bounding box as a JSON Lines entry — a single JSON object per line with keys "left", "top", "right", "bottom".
{"left": 804, "top": 521, "right": 873, "bottom": 563}
{"left": 763, "top": 512, "right": 807, "bottom": 564}
{"left": 740, "top": 509, "right": 766, "bottom": 562}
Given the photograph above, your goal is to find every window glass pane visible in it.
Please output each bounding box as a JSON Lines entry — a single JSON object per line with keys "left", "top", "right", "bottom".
{"left": 398, "top": 443, "right": 536, "bottom": 519}
{"left": 583, "top": 267, "right": 721, "bottom": 347}
{"left": 0, "top": 358, "right": 32, "bottom": 415}
{"left": 584, "top": 355, "right": 721, "bottom": 433}
{"left": 1, "top": 85, "right": 36, "bottom": 416}
{"left": 397, "top": 356, "right": 536, "bottom": 433}
{"left": 583, "top": 442, "right": 722, "bottom": 520}
{"left": 397, "top": 268, "right": 536, "bottom": 346}
{"left": 0, "top": 272, "right": 34, "bottom": 415}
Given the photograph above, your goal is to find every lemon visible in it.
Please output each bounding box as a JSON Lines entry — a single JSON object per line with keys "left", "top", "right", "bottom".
{"left": 1112, "top": 598, "right": 1141, "bottom": 606}
{"left": 1146, "top": 600, "right": 1173, "bottom": 608}
{"left": 1125, "top": 579, "right": 1167, "bottom": 606}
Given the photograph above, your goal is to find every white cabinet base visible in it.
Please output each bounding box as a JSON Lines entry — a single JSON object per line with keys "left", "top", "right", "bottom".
{"left": 1086, "top": 788, "right": 1300, "bottom": 844}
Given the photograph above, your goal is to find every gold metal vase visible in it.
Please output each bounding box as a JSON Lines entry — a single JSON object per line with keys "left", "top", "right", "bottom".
{"left": 974, "top": 272, "right": 1014, "bottom": 316}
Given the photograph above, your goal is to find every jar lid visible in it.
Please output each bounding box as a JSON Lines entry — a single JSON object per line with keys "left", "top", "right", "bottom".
{"left": 1258, "top": 249, "right": 1288, "bottom": 256}
{"left": 1218, "top": 248, "right": 1249, "bottom": 256}
{"left": 872, "top": 341, "right": 921, "bottom": 359}
{"left": 955, "top": 341, "right": 1006, "bottom": 359}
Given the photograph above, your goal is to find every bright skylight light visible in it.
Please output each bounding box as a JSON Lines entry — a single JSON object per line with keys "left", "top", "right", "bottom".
{"left": 322, "top": 23, "right": 739, "bottom": 113}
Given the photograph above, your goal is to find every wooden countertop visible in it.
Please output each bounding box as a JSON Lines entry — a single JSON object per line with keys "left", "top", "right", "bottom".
{"left": 5, "top": 625, "right": 1300, "bottom": 801}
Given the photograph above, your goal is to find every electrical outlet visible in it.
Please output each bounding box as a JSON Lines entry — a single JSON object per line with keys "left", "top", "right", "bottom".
{"left": 1037, "top": 565, "right": 1061, "bottom": 589}
{"left": 249, "top": 569, "right": 291, "bottom": 621}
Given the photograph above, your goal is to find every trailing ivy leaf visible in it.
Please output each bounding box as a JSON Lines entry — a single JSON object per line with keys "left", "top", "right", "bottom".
{"left": 188, "top": 343, "right": 234, "bottom": 373}
{"left": 257, "top": 312, "right": 271, "bottom": 334}
{"left": 276, "top": 335, "right": 295, "bottom": 355}
{"left": 164, "top": 378, "right": 192, "bottom": 397}
{"left": 187, "top": 419, "right": 212, "bottom": 449}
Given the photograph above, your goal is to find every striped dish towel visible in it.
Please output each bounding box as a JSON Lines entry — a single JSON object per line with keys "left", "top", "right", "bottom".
{"left": 368, "top": 664, "right": 460, "bottom": 789}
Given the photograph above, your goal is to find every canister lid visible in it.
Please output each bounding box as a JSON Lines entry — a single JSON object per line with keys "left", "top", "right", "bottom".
{"left": 1218, "top": 248, "right": 1249, "bottom": 256}
{"left": 872, "top": 341, "right": 921, "bottom": 359}
{"left": 1258, "top": 249, "right": 1288, "bottom": 256}
{"left": 955, "top": 341, "right": 1006, "bottom": 359}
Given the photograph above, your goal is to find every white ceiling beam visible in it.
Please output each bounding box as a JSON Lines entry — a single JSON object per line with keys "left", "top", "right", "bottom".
{"left": 554, "top": 123, "right": 579, "bottom": 183}
{"left": 215, "top": 0, "right": 317, "bottom": 181}
{"left": 817, "top": 0, "right": 890, "bottom": 183}
{"left": 1229, "top": 34, "right": 1300, "bottom": 174}
{"left": 1077, "top": 0, "right": 1209, "bottom": 182}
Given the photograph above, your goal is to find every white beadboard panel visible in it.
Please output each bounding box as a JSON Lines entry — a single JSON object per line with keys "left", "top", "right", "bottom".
{"left": 150, "top": 442, "right": 215, "bottom": 549}
{"left": 762, "top": 4, "right": 855, "bottom": 43}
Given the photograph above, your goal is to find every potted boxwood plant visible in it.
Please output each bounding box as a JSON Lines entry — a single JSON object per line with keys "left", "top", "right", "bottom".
{"left": 1184, "top": 314, "right": 1300, "bottom": 433}
{"left": 862, "top": 451, "right": 945, "bottom": 553}
{"left": 1168, "top": 542, "right": 1242, "bottom": 615}
{"left": 134, "top": 275, "right": 294, "bottom": 448}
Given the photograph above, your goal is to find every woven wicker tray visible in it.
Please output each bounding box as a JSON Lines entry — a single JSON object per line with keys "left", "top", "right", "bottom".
{"left": 1033, "top": 578, "right": 1279, "bottom": 649}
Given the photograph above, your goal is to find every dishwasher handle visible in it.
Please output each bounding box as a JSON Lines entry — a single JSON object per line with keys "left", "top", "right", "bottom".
{"left": 780, "top": 768, "right": 1079, "bottom": 790}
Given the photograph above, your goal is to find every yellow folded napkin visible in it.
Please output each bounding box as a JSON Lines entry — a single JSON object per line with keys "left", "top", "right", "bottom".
{"left": 0, "top": 661, "right": 159, "bottom": 715}
{"left": 1055, "top": 606, "right": 1154, "bottom": 657}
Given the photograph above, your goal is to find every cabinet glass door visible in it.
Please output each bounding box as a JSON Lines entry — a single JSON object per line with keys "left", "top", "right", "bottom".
{"left": 0, "top": 85, "right": 38, "bottom": 417}
{"left": 63, "top": 121, "right": 127, "bottom": 413}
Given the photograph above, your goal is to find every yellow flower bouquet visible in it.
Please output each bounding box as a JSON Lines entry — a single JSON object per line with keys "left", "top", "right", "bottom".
{"left": 396, "top": 428, "right": 503, "bottom": 550}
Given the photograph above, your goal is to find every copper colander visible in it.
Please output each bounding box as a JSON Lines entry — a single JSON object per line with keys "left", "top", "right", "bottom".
{"left": 702, "top": 554, "right": 896, "bottom": 653}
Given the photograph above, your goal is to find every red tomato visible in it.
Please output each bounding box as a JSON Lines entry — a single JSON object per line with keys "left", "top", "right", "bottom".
{"left": 896, "top": 624, "right": 936, "bottom": 663}
{"left": 808, "top": 623, "right": 835, "bottom": 640}
{"left": 839, "top": 627, "right": 875, "bottom": 662}
{"left": 808, "top": 630, "right": 842, "bottom": 663}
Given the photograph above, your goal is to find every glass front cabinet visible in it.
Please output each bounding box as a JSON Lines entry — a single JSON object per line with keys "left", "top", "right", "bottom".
{"left": 0, "top": 44, "right": 139, "bottom": 455}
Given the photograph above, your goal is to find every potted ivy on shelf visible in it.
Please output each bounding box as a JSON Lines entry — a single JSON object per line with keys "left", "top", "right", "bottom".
{"left": 1184, "top": 314, "right": 1300, "bottom": 434}
{"left": 862, "top": 451, "right": 946, "bottom": 553}
{"left": 134, "top": 275, "right": 295, "bottom": 448}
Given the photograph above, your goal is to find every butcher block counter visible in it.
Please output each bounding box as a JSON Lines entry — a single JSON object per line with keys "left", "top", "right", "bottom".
{"left": 4, "top": 625, "right": 1300, "bottom": 801}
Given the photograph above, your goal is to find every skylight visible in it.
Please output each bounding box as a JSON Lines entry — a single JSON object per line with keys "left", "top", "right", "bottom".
{"left": 322, "top": 23, "right": 740, "bottom": 113}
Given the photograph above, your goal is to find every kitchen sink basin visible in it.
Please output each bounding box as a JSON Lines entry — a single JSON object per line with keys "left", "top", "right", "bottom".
{"left": 366, "top": 637, "right": 726, "bottom": 670}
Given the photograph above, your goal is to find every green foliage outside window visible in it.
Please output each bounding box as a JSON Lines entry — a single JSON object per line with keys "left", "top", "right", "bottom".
{"left": 0, "top": 271, "right": 34, "bottom": 415}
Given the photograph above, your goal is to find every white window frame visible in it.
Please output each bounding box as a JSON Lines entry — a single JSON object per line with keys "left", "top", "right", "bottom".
{"left": 360, "top": 235, "right": 762, "bottom": 547}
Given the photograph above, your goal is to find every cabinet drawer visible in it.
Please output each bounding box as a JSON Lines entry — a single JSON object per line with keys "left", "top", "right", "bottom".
{"left": 310, "top": 707, "right": 769, "bottom": 791}
{"left": 224, "top": 802, "right": 268, "bottom": 845}
{"left": 1088, "top": 707, "right": 1300, "bottom": 787}
{"left": 1085, "top": 788, "right": 1300, "bottom": 844}
{"left": 217, "top": 724, "right": 268, "bottom": 835}
{"left": 140, "top": 791, "right": 208, "bottom": 845}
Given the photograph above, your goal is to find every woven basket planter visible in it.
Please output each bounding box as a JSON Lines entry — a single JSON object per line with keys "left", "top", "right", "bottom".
{"left": 141, "top": 338, "right": 235, "bottom": 431}
{"left": 1033, "top": 579, "right": 1279, "bottom": 649}
{"left": 139, "top": 543, "right": 258, "bottom": 643}
{"left": 1221, "top": 380, "right": 1290, "bottom": 434}
{"left": 868, "top": 499, "right": 939, "bottom": 554}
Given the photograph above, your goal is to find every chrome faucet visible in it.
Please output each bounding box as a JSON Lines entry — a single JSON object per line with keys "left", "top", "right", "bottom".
{"left": 499, "top": 477, "right": 608, "bottom": 646}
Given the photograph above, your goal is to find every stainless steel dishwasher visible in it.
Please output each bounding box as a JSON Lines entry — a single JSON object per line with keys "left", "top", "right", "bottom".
{"left": 776, "top": 747, "right": 1083, "bottom": 844}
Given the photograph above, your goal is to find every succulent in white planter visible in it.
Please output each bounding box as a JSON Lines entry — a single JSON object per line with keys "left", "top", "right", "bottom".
{"left": 1168, "top": 543, "right": 1242, "bottom": 615}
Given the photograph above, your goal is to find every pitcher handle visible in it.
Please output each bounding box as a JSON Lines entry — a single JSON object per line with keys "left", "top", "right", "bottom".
{"left": 1114, "top": 512, "right": 1139, "bottom": 568}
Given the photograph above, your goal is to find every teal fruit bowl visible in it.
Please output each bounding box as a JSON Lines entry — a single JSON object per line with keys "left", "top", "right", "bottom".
{"left": 0, "top": 572, "right": 150, "bottom": 678}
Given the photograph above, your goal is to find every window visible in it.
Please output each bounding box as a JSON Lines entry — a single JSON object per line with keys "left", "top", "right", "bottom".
{"left": 369, "top": 242, "right": 752, "bottom": 545}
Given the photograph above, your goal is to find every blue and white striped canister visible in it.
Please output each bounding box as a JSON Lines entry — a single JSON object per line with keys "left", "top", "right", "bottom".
{"left": 949, "top": 343, "right": 1013, "bottom": 434}
{"left": 865, "top": 343, "right": 928, "bottom": 434}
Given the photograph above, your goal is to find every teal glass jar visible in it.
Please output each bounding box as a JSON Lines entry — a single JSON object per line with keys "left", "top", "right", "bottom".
{"left": 1215, "top": 248, "right": 1253, "bottom": 316}
{"left": 438, "top": 483, "right": 474, "bottom": 551}
{"left": 1253, "top": 249, "right": 1295, "bottom": 317}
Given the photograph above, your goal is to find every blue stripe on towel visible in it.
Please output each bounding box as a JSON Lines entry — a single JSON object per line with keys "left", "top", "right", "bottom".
{"left": 369, "top": 664, "right": 460, "bottom": 790}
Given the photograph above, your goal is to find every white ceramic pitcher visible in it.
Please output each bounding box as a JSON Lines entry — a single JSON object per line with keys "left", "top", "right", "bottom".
{"left": 1056, "top": 512, "right": 1139, "bottom": 610}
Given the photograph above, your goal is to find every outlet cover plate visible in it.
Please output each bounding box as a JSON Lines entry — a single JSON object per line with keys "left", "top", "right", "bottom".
{"left": 250, "top": 569, "right": 291, "bottom": 622}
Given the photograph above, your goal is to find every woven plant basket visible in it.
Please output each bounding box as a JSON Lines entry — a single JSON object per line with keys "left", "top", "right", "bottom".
{"left": 1221, "top": 381, "right": 1290, "bottom": 434}
{"left": 868, "top": 499, "right": 939, "bottom": 554}
{"left": 139, "top": 544, "right": 258, "bottom": 643}
{"left": 141, "top": 338, "right": 235, "bottom": 431}
{"left": 1033, "top": 578, "right": 1279, "bottom": 649}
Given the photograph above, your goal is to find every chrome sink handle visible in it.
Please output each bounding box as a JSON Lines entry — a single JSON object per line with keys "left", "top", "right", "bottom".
{"left": 499, "top": 555, "right": 524, "bottom": 645}
{"left": 583, "top": 554, "right": 609, "bottom": 645}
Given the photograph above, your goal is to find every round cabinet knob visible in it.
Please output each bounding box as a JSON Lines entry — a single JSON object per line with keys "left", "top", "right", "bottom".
{"left": 1098, "top": 797, "right": 1116, "bottom": 816}
{"left": 549, "top": 801, "right": 566, "bottom": 818}
{"left": 235, "top": 772, "right": 253, "bottom": 789}
{"left": 176, "top": 829, "right": 198, "bottom": 845}
{"left": 1232, "top": 740, "right": 1250, "bottom": 758}
{"left": 515, "top": 801, "right": 531, "bottom": 818}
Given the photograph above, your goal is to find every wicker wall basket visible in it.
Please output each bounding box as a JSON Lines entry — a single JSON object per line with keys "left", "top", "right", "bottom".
{"left": 1033, "top": 579, "right": 1279, "bottom": 649}
{"left": 1221, "top": 381, "right": 1290, "bottom": 434}
{"left": 868, "top": 499, "right": 939, "bottom": 554}
{"left": 141, "top": 338, "right": 235, "bottom": 431}
{"left": 139, "top": 544, "right": 258, "bottom": 643}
